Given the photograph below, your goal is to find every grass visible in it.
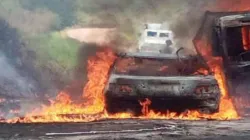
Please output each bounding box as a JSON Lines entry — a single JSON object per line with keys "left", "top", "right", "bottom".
{"left": 25, "top": 32, "right": 81, "bottom": 79}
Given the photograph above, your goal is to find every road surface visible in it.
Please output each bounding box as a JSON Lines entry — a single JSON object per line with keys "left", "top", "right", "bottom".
{"left": 1, "top": 118, "right": 250, "bottom": 140}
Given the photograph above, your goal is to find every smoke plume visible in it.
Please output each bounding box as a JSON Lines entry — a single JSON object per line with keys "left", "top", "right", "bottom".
{"left": 0, "top": 52, "right": 38, "bottom": 98}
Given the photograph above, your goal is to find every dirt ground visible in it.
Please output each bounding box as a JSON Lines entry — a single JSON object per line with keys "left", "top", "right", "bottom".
{"left": 63, "top": 28, "right": 118, "bottom": 46}
{"left": 1, "top": 118, "right": 250, "bottom": 140}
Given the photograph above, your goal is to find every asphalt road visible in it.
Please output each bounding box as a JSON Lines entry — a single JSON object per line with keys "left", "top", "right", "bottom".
{"left": 1, "top": 118, "right": 250, "bottom": 140}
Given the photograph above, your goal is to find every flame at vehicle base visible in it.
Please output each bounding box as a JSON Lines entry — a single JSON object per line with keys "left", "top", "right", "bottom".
{"left": 4, "top": 48, "right": 239, "bottom": 123}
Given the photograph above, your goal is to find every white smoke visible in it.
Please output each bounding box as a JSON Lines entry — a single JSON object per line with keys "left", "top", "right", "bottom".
{"left": 0, "top": 51, "right": 38, "bottom": 98}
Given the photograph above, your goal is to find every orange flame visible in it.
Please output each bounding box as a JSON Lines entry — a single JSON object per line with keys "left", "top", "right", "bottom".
{"left": 110, "top": 59, "right": 239, "bottom": 120}
{"left": 139, "top": 98, "right": 152, "bottom": 115}
{"left": 81, "top": 48, "right": 117, "bottom": 114}
{"left": 241, "top": 26, "right": 250, "bottom": 50}
{"left": 217, "top": 0, "right": 250, "bottom": 11}
{"left": 3, "top": 47, "right": 239, "bottom": 123}
{"left": 4, "top": 48, "right": 116, "bottom": 123}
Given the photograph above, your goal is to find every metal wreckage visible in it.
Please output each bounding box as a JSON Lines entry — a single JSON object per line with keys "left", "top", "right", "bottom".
{"left": 0, "top": 11, "right": 249, "bottom": 122}
{"left": 104, "top": 11, "right": 250, "bottom": 116}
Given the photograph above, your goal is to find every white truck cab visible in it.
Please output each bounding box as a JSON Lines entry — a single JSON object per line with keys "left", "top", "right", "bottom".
{"left": 138, "top": 23, "right": 176, "bottom": 54}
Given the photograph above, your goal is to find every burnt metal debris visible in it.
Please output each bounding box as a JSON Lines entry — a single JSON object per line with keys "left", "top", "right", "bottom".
{"left": 194, "top": 11, "right": 250, "bottom": 99}
{"left": 105, "top": 11, "right": 250, "bottom": 115}
{"left": 105, "top": 54, "right": 220, "bottom": 115}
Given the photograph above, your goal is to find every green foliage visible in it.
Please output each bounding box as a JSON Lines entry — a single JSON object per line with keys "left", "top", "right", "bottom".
{"left": 25, "top": 32, "right": 81, "bottom": 77}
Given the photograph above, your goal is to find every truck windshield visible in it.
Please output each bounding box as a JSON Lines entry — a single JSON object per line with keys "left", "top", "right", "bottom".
{"left": 147, "top": 31, "right": 157, "bottom": 37}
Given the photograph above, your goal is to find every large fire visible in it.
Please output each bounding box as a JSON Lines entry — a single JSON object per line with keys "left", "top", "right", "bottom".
{"left": 241, "top": 26, "right": 250, "bottom": 51}
{"left": 3, "top": 47, "right": 239, "bottom": 123}
{"left": 217, "top": 0, "right": 250, "bottom": 11}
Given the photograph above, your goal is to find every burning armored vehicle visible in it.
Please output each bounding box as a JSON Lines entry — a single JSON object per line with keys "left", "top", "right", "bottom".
{"left": 104, "top": 23, "right": 221, "bottom": 115}
{"left": 105, "top": 10, "right": 250, "bottom": 116}
{"left": 0, "top": 12, "right": 244, "bottom": 123}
